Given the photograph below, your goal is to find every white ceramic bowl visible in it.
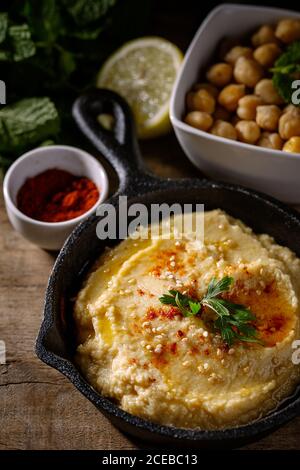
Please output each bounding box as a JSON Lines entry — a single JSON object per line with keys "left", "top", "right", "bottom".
{"left": 3, "top": 145, "right": 109, "bottom": 250}
{"left": 170, "top": 4, "right": 300, "bottom": 203}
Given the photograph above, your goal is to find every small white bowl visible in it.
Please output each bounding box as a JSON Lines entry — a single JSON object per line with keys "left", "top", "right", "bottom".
{"left": 3, "top": 145, "right": 109, "bottom": 250}
{"left": 170, "top": 4, "right": 300, "bottom": 203}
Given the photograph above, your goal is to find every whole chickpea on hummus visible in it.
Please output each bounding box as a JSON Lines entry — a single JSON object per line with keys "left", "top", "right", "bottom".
{"left": 184, "top": 18, "right": 300, "bottom": 153}
{"left": 74, "top": 211, "right": 300, "bottom": 429}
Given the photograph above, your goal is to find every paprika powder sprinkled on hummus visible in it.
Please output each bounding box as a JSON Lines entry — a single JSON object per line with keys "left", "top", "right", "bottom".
{"left": 17, "top": 168, "right": 99, "bottom": 222}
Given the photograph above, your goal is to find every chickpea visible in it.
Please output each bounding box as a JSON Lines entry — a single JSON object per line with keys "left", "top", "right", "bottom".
{"left": 233, "top": 57, "right": 264, "bottom": 88}
{"left": 279, "top": 112, "right": 300, "bottom": 140}
{"left": 255, "top": 79, "right": 284, "bottom": 105}
{"left": 214, "top": 105, "right": 231, "bottom": 121}
{"left": 235, "top": 120, "right": 261, "bottom": 144}
{"left": 283, "top": 136, "right": 300, "bottom": 153}
{"left": 253, "top": 43, "right": 282, "bottom": 67}
{"left": 218, "top": 84, "right": 246, "bottom": 112}
{"left": 275, "top": 19, "right": 300, "bottom": 44}
{"left": 193, "top": 82, "right": 219, "bottom": 98}
{"left": 184, "top": 111, "right": 213, "bottom": 131}
{"left": 224, "top": 46, "right": 253, "bottom": 65}
{"left": 210, "top": 120, "right": 237, "bottom": 140}
{"left": 251, "top": 25, "right": 277, "bottom": 47}
{"left": 237, "top": 95, "right": 263, "bottom": 120}
{"left": 206, "top": 63, "right": 233, "bottom": 87}
{"left": 257, "top": 132, "right": 283, "bottom": 150}
{"left": 283, "top": 104, "right": 300, "bottom": 117}
{"left": 256, "top": 105, "right": 281, "bottom": 131}
{"left": 186, "top": 89, "right": 216, "bottom": 114}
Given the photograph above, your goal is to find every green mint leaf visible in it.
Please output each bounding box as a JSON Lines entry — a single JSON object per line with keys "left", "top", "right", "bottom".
{"left": 0, "top": 13, "right": 8, "bottom": 44}
{"left": 0, "top": 50, "right": 9, "bottom": 61}
{"left": 68, "top": 25, "right": 104, "bottom": 40}
{"left": 58, "top": 47, "right": 76, "bottom": 79}
{"left": 8, "top": 24, "right": 36, "bottom": 62}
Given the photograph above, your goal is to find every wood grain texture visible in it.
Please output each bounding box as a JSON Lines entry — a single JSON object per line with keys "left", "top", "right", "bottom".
{"left": 1, "top": 133, "right": 300, "bottom": 450}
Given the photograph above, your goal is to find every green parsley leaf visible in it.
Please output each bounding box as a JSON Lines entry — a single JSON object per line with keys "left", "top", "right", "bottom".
{"left": 159, "top": 276, "right": 262, "bottom": 347}
{"left": 159, "top": 290, "right": 201, "bottom": 317}
{"left": 202, "top": 298, "right": 230, "bottom": 317}
{"left": 159, "top": 292, "right": 177, "bottom": 306}
{"left": 205, "top": 276, "right": 234, "bottom": 299}
{"left": 188, "top": 301, "right": 201, "bottom": 315}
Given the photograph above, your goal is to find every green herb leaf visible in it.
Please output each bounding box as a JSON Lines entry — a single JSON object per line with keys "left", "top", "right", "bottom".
{"left": 202, "top": 298, "right": 230, "bottom": 317}
{"left": 159, "top": 290, "right": 201, "bottom": 317}
{"left": 0, "top": 97, "right": 60, "bottom": 154}
{"left": 0, "top": 13, "right": 8, "bottom": 44}
{"left": 22, "top": 0, "right": 63, "bottom": 43}
{"left": 272, "top": 41, "right": 300, "bottom": 105}
{"left": 58, "top": 47, "right": 76, "bottom": 79}
{"left": 0, "top": 50, "right": 9, "bottom": 61}
{"left": 188, "top": 300, "right": 201, "bottom": 315}
{"left": 205, "top": 276, "right": 234, "bottom": 299}
{"left": 62, "top": 0, "right": 117, "bottom": 26}
{"left": 218, "top": 299, "right": 255, "bottom": 322}
{"left": 159, "top": 290, "right": 179, "bottom": 306}
{"left": 8, "top": 24, "right": 36, "bottom": 62}
{"left": 159, "top": 276, "right": 262, "bottom": 347}
{"left": 0, "top": 0, "right": 152, "bottom": 174}
{"left": 175, "top": 292, "right": 194, "bottom": 317}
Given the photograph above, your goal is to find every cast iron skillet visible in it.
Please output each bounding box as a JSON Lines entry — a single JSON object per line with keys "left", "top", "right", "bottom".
{"left": 36, "top": 88, "right": 300, "bottom": 448}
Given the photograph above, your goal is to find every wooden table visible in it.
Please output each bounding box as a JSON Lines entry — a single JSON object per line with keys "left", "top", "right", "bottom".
{"left": 1, "top": 132, "right": 300, "bottom": 450}
{"left": 1, "top": 1, "right": 300, "bottom": 451}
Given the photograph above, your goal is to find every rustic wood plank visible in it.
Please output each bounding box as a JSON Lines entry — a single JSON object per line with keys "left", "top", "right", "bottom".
{"left": 1, "top": 3, "right": 300, "bottom": 451}
{"left": 1, "top": 132, "right": 300, "bottom": 450}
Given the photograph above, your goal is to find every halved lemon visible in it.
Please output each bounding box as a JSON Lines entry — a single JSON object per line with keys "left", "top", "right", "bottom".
{"left": 96, "top": 37, "right": 183, "bottom": 139}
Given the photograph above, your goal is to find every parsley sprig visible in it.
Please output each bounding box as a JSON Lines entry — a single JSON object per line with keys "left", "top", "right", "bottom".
{"left": 159, "top": 276, "right": 262, "bottom": 347}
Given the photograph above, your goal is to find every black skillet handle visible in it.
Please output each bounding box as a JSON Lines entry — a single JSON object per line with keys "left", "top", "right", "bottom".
{"left": 72, "top": 88, "right": 146, "bottom": 192}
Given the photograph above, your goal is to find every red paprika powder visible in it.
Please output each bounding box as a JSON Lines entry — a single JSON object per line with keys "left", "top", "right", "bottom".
{"left": 17, "top": 168, "right": 100, "bottom": 223}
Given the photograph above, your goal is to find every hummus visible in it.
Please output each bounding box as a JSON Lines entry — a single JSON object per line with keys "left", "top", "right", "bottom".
{"left": 74, "top": 210, "right": 300, "bottom": 429}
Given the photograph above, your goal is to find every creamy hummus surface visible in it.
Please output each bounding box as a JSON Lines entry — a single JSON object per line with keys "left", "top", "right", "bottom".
{"left": 74, "top": 210, "right": 300, "bottom": 429}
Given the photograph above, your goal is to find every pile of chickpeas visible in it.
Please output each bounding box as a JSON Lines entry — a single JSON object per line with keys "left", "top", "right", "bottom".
{"left": 184, "top": 18, "right": 300, "bottom": 153}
